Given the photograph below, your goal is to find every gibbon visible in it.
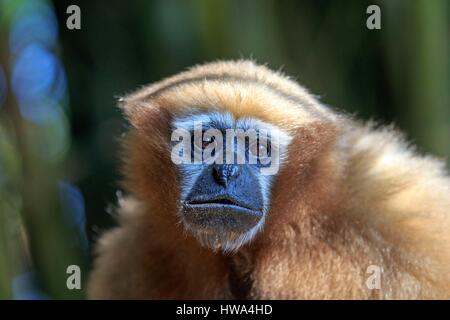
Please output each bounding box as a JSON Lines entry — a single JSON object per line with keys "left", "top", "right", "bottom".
{"left": 88, "top": 60, "right": 450, "bottom": 299}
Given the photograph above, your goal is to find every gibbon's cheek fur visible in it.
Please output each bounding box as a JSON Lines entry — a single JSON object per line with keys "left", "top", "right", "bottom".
{"left": 88, "top": 60, "right": 450, "bottom": 300}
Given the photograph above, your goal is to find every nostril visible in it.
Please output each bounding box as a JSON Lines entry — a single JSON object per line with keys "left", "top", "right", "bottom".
{"left": 229, "top": 165, "right": 240, "bottom": 179}
{"left": 213, "top": 164, "right": 241, "bottom": 187}
{"left": 213, "top": 165, "right": 227, "bottom": 187}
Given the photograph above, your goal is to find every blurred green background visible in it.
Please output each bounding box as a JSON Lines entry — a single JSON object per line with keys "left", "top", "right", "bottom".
{"left": 0, "top": 0, "right": 449, "bottom": 299}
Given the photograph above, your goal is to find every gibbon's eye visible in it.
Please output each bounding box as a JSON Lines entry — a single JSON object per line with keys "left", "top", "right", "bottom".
{"left": 249, "top": 139, "right": 271, "bottom": 159}
{"left": 194, "top": 133, "right": 216, "bottom": 151}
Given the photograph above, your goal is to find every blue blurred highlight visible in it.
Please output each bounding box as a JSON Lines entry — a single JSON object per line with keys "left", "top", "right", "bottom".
{"left": 58, "top": 181, "right": 89, "bottom": 254}
{"left": 0, "top": 65, "right": 6, "bottom": 108}
{"left": 9, "top": 0, "right": 59, "bottom": 55}
{"left": 12, "top": 43, "right": 62, "bottom": 122}
{"left": 9, "top": 0, "right": 69, "bottom": 163}
{"left": 12, "top": 271, "right": 50, "bottom": 300}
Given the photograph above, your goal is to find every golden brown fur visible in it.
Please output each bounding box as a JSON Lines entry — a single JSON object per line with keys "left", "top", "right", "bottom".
{"left": 88, "top": 60, "right": 450, "bottom": 299}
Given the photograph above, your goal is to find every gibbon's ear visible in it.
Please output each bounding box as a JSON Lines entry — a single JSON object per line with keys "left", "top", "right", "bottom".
{"left": 117, "top": 95, "right": 178, "bottom": 206}
{"left": 118, "top": 96, "right": 151, "bottom": 129}
{"left": 117, "top": 96, "right": 173, "bottom": 135}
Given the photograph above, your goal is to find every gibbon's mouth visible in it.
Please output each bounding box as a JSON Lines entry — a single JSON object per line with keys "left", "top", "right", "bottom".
{"left": 186, "top": 195, "right": 259, "bottom": 211}
{"left": 182, "top": 195, "right": 263, "bottom": 233}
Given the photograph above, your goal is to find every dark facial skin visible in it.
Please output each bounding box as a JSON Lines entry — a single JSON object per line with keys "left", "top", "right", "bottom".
{"left": 183, "top": 163, "right": 265, "bottom": 234}
{"left": 173, "top": 113, "right": 287, "bottom": 251}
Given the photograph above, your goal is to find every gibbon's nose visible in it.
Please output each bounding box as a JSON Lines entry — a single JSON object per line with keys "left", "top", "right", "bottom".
{"left": 213, "top": 164, "right": 241, "bottom": 187}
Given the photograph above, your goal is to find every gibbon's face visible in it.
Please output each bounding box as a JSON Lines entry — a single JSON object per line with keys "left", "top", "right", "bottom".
{"left": 171, "top": 112, "right": 292, "bottom": 251}
{"left": 121, "top": 62, "right": 337, "bottom": 253}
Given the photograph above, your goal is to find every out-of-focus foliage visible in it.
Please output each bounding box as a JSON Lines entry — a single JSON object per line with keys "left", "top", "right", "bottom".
{"left": 0, "top": 0, "right": 448, "bottom": 299}
{"left": 0, "top": 0, "right": 85, "bottom": 299}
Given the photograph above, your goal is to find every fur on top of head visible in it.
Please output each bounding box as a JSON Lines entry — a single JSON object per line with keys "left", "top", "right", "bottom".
{"left": 119, "top": 60, "right": 341, "bottom": 133}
